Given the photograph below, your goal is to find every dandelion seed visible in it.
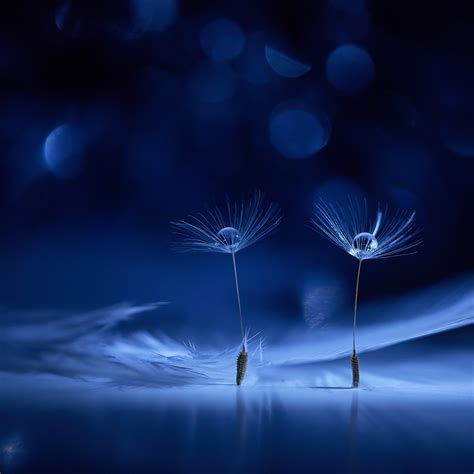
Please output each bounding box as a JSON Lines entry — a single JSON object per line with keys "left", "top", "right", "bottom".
{"left": 172, "top": 192, "right": 281, "bottom": 385}
{"left": 310, "top": 198, "right": 422, "bottom": 387}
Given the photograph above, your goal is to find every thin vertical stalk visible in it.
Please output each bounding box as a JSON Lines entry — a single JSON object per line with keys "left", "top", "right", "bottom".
{"left": 353, "top": 259, "right": 362, "bottom": 355}
{"left": 231, "top": 251, "right": 245, "bottom": 344}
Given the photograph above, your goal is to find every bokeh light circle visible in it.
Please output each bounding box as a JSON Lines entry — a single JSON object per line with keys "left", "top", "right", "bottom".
{"left": 132, "top": 0, "right": 179, "bottom": 33}
{"left": 264, "top": 46, "right": 311, "bottom": 78}
{"left": 43, "top": 124, "right": 86, "bottom": 179}
{"left": 326, "top": 44, "right": 374, "bottom": 94}
{"left": 269, "top": 109, "right": 331, "bottom": 159}
{"left": 199, "top": 19, "right": 245, "bottom": 62}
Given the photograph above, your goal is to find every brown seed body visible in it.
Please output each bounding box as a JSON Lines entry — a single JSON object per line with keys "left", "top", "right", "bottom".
{"left": 236, "top": 350, "right": 248, "bottom": 385}
{"left": 351, "top": 352, "right": 360, "bottom": 388}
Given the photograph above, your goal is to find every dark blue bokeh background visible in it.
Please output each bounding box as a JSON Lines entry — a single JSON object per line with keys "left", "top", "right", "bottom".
{"left": 1, "top": 0, "right": 473, "bottom": 318}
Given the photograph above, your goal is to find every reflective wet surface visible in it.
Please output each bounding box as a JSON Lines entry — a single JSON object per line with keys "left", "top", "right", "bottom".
{"left": 1, "top": 376, "right": 472, "bottom": 473}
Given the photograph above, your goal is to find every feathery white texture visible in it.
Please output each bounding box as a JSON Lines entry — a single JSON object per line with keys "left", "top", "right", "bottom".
{"left": 310, "top": 199, "right": 422, "bottom": 260}
{"left": 171, "top": 192, "right": 281, "bottom": 253}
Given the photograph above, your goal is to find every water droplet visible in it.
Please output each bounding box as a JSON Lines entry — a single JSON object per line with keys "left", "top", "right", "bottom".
{"left": 351, "top": 232, "right": 378, "bottom": 259}
{"left": 217, "top": 226, "right": 241, "bottom": 251}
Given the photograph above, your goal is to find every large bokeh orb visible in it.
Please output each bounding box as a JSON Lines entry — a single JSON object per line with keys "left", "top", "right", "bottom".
{"left": 199, "top": 18, "right": 245, "bottom": 62}
{"left": 326, "top": 44, "right": 374, "bottom": 94}
{"left": 269, "top": 109, "right": 331, "bottom": 159}
{"left": 264, "top": 46, "right": 311, "bottom": 78}
{"left": 132, "top": 0, "right": 179, "bottom": 33}
{"left": 43, "top": 124, "right": 86, "bottom": 179}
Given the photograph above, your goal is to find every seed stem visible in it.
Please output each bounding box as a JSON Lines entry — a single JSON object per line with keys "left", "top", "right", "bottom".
{"left": 353, "top": 259, "right": 362, "bottom": 356}
{"left": 231, "top": 251, "right": 245, "bottom": 345}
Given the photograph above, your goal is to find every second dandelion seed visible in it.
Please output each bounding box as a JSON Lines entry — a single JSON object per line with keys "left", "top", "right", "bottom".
{"left": 310, "top": 199, "right": 422, "bottom": 388}
{"left": 171, "top": 192, "right": 281, "bottom": 385}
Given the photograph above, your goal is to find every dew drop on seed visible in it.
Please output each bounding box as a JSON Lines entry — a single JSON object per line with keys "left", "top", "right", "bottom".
{"left": 217, "top": 227, "right": 241, "bottom": 251}
{"left": 352, "top": 232, "right": 378, "bottom": 258}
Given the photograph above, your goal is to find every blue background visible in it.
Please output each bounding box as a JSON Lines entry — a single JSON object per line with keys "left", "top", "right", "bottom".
{"left": 0, "top": 1, "right": 473, "bottom": 473}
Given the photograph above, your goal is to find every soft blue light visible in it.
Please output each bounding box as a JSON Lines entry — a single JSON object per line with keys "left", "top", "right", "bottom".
{"left": 0, "top": 275, "right": 472, "bottom": 388}
{"left": 132, "top": 0, "right": 178, "bottom": 32}
{"left": 200, "top": 19, "right": 245, "bottom": 62}
{"left": 269, "top": 109, "right": 330, "bottom": 159}
{"left": 389, "top": 187, "right": 425, "bottom": 217}
{"left": 189, "top": 62, "right": 236, "bottom": 103}
{"left": 55, "top": 2, "right": 81, "bottom": 37}
{"left": 264, "top": 46, "right": 311, "bottom": 78}
{"left": 326, "top": 44, "right": 374, "bottom": 94}
{"left": 302, "top": 272, "right": 348, "bottom": 329}
{"left": 43, "top": 124, "right": 85, "bottom": 179}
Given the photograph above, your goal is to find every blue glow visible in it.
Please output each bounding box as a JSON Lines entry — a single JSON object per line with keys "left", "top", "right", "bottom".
{"left": 199, "top": 18, "right": 245, "bottom": 62}
{"left": 0, "top": 276, "right": 471, "bottom": 387}
{"left": 132, "top": 0, "right": 178, "bottom": 32}
{"left": 43, "top": 124, "right": 85, "bottom": 179}
{"left": 302, "top": 272, "right": 348, "bottom": 328}
{"left": 55, "top": 3, "right": 77, "bottom": 35}
{"left": 189, "top": 62, "right": 236, "bottom": 103}
{"left": 2, "top": 5, "right": 471, "bottom": 472}
{"left": 389, "top": 187, "right": 425, "bottom": 218}
{"left": 326, "top": 44, "right": 374, "bottom": 94}
{"left": 0, "top": 435, "right": 23, "bottom": 472}
{"left": 269, "top": 109, "right": 330, "bottom": 159}
{"left": 264, "top": 46, "right": 311, "bottom": 78}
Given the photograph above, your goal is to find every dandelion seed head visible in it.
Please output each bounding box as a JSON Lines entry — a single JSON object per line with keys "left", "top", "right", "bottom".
{"left": 171, "top": 192, "right": 281, "bottom": 254}
{"left": 310, "top": 199, "right": 421, "bottom": 261}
